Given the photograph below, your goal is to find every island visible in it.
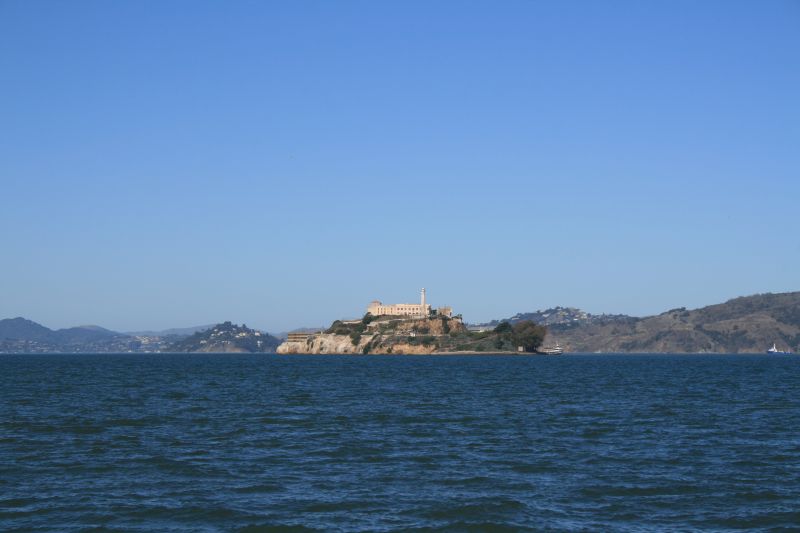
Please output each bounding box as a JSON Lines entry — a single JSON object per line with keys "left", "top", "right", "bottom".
{"left": 167, "top": 322, "right": 281, "bottom": 353}
{"left": 277, "top": 289, "right": 547, "bottom": 354}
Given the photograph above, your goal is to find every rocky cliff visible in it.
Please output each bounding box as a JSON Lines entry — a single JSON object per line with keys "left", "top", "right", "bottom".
{"left": 277, "top": 315, "right": 472, "bottom": 354}
{"left": 277, "top": 333, "right": 441, "bottom": 355}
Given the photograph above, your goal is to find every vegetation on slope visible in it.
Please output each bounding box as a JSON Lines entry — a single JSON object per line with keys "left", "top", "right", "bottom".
{"left": 168, "top": 322, "right": 280, "bottom": 353}
{"left": 547, "top": 292, "right": 800, "bottom": 353}
{"left": 418, "top": 320, "right": 547, "bottom": 353}
{"left": 331, "top": 315, "right": 548, "bottom": 354}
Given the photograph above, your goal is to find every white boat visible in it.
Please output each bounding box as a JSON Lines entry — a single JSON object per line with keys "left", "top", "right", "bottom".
{"left": 767, "top": 343, "right": 792, "bottom": 355}
{"left": 538, "top": 342, "right": 563, "bottom": 355}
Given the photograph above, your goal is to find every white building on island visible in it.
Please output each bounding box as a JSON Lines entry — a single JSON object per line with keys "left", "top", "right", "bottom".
{"left": 367, "top": 288, "right": 452, "bottom": 318}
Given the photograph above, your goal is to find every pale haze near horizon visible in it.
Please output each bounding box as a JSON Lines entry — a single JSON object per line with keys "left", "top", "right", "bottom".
{"left": 1, "top": 1, "right": 798, "bottom": 333}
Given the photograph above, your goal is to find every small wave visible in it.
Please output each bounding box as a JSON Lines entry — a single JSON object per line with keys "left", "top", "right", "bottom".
{"left": 232, "top": 483, "right": 283, "bottom": 494}
{"left": 301, "top": 500, "right": 374, "bottom": 513}
{"left": 510, "top": 463, "right": 558, "bottom": 474}
{"left": 67, "top": 424, "right": 106, "bottom": 435}
{"left": 0, "top": 497, "right": 38, "bottom": 508}
{"left": 238, "top": 525, "right": 319, "bottom": 533}
{"left": 581, "top": 426, "right": 616, "bottom": 438}
{"left": 698, "top": 510, "right": 800, "bottom": 529}
{"left": 580, "top": 484, "right": 702, "bottom": 497}
{"left": 122, "top": 504, "right": 245, "bottom": 521}
{"left": 404, "top": 520, "right": 528, "bottom": 532}
{"left": 106, "top": 417, "right": 158, "bottom": 427}
{"left": 736, "top": 490, "right": 784, "bottom": 502}
{"left": 419, "top": 498, "right": 526, "bottom": 520}
{"left": 438, "top": 476, "right": 493, "bottom": 486}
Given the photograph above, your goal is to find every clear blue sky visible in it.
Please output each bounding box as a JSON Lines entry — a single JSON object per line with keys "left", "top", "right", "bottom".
{"left": 1, "top": 1, "right": 798, "bottom": 332}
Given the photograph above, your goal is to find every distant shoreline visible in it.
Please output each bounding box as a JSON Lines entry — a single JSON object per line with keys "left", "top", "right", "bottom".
{"left": 1, "top": 351, "right": 787, "bottom": 356}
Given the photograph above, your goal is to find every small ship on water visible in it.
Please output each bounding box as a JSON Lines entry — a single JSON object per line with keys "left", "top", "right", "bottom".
{"left": 767, "top": 343, "right": 792, "bottom": 355}
{"left": 537, "top": 342, "right": 564, "bottom": 355}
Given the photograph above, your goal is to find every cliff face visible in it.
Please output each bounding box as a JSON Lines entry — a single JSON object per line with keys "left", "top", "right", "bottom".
{"left": 277, "top": 316, "right": 468, "bottom": 354}
{"left": 276, "top": 333, "right": 440, "bottom": 355}
{"left": 278, "top": 333, "right": 372, "bottom": 355}
{"left": 547, "top": 292, "right": 800, "bottom": 353}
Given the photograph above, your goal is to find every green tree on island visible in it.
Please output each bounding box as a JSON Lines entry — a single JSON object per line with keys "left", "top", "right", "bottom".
{"left": 512, "top": 321, "right": 547, "bottom": 352}
{"left": 493, "top": 321, "right": 513, "bottom": 334}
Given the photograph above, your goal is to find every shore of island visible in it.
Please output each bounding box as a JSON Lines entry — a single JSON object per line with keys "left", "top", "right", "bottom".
{"left": 276, "top": 313, "right": 550, "bottom": 355}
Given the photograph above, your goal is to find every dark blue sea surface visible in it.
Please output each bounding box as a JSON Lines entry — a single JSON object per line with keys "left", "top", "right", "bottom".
{"left": 1, "top": 354, "right": 799, "bottom": 532}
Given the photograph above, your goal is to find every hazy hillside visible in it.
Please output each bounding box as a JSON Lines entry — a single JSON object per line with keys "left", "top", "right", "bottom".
{"left": 125, "top": 325, "right": 215, "bottom": 337}
{"left": 167, "top": 322, "right": 281, "bottom": 353}
{"left": 0, "top": 318, "right": 121, "bottom": 344}
{"left": 0, "top": 317, "right": 54, "bottom": 342}
{"left": 478, "top": 307, "right": 632, "bottom": 328}
{"left": 547, "top": 292, "right": 800, "bottom": 353}
{"left": 0, "top": 318, "right": 139, "bottom": 353}
{"left": 0, "top": 318, "right": 274, "bottom": 354}
{"left": 54, "top": 325, "right": 120, "bottom": 344}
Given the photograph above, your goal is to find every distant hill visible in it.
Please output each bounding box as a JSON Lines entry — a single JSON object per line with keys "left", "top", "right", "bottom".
{"left": 167, "top": 322, "right": 281, "bottom": 353}
{"left": 477, "top": 307, "right": 632, "bottom": 328}
{"left": 54, "top": 325, "right": 120, "bottom": 344}
{"left": 545, "top": 292, "right": 800, "bottom": 353}
{"left": 0, "top": 318, "right": 139, "bottom": 353}
{"left": 0, "top": 318, "right": 279, "bottom": 354}
{"left": 0, "top": 317, "right": 55, "bottom": 342}
{"left": 0, "top": 318, "right": 120, "bottom": 344}
{"left": 125, "top": 325, "right": 215, "bottom": 337}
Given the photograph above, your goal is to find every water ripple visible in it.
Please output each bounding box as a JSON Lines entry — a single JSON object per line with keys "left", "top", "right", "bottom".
{"left": 1, "top": 354, "right": 799, "bottom": 531}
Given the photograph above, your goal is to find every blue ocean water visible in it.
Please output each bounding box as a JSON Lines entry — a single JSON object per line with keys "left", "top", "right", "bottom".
{"left": 1, "top": 354, "right": 799, "bottom": 532}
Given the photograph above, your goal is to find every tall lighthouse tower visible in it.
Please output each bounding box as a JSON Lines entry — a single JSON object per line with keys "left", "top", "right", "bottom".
{"left": 420, "top": 288, "right": 427, "bottom": 318}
